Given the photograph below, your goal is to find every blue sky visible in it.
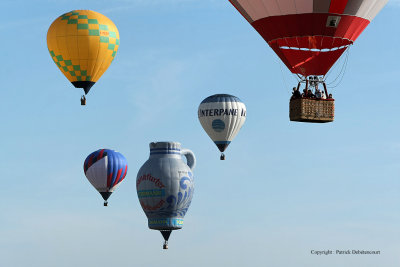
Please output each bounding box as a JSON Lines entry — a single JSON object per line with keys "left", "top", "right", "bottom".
{"left": 0, "top": 0, "right": 399, "bottom": 266}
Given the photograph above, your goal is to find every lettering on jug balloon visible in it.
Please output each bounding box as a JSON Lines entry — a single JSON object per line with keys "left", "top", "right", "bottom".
{"left": 198, "top": 108, "right": 246, "bottom": 117}
{"left": 148, "top": 218, "right": 184, "bottom": 227}
{"left": 149, "top": 219, "right": 168, "bottom": 225}
{"left": 137, "top": 174, "right": 165, "bottom": 188}
{"left": 140, "top": 200, "right": 165, "bottom": 211}
{"left": 100, "top": 31, "right": 109, "bottom": 36}
{"left": 137, "top": 189, "right": 165, "bottom": 198}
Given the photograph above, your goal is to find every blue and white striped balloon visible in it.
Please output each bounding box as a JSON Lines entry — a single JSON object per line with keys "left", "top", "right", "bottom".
{"left": 84, "top": 149, "right": 128, "bottom": 206}
{"left": 198, "top": 94, "right": 246, "bottom": 160}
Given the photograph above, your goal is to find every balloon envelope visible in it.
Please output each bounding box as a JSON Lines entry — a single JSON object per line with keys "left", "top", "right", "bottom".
{"left": 198, "top": 94, "right": 246, "bottom": 154}
{"left": 84, "top": 149, "right": 128, "bottom": 202}
{"left": 229, "top": 0, "right": 387, "bottom": 76}
{"left": 47, "top": 10, "right": 120, "bottom": 94}
{"left": 136, "top": 142, "right": 195, "bottom": 231}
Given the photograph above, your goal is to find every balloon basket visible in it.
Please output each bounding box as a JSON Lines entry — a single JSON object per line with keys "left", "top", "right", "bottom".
{"left": 81, "top": 96, "right": 86, "bottom": 106}
{"left": 220, "top": 153, "right": 225, "bottom": 160}
{"left": 104, "top": 201, "right": 108, "bottom": 207}
{"left": 289, "top": 98, "right": 334, "bottom": 123}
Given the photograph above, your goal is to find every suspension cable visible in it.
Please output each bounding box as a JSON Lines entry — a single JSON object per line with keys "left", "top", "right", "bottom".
{"left": 327, "top": 47, "right": 349, "bottom": 85}
{"left": 325, "top": 44, "right": 351, "bottom": 83}
{"left": 327, "top": 46, "right": 350, "bottom": 89}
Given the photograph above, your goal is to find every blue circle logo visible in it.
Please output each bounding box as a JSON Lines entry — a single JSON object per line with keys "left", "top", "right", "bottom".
{"left": 212, "top": 119, "right": 225, "bottom": 132}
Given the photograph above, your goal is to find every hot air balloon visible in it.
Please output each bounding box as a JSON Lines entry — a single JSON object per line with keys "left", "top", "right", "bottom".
{"left": 136, "top": 142, "right": 196, "bottom": 249}
{"left": 228, "top": 0, "right": 387, "bottom": 122}
{"left": 47, "top": 10, "right": 120, "bottom": 105}
{"left": 198, "top": 94, "right": 246, "bottom": 160}
{"left": 84, "top": 149, "right": 128, "bottom": 206}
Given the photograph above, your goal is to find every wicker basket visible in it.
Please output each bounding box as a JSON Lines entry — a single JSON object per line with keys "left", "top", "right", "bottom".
{"left": 289, "top": 98, "right": 334, "bottom": 123}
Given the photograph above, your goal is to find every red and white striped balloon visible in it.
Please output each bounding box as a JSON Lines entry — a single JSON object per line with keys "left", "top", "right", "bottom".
{"left": 229, "top": 0, "right": 388, "bottom": 76}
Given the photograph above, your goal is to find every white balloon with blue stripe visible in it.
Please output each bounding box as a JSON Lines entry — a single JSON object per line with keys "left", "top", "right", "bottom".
{"left": 198, "top": 94, "right": 246, "bottom": 160}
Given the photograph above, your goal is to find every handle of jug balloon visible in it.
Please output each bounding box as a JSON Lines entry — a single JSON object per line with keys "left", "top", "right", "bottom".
{"left": 181, "top": 148, "right": 196, "bottom": 171}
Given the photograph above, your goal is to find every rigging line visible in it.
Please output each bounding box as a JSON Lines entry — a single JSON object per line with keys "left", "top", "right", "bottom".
{"left": 327, "top": 47, "right": 350, "bottom": 89}
{"left": 295, "top": 73, "right": 302, "bottom": 83}
{"left": 328, "top": 46, "right": 349, "bottom": 85}
{"left": 326, "top": 46, "right": 350, "bottom": 86}
{"left": 324, "top": 59, "right": 335, "bottom": 80}
{"left": 325, "top": 46, "right": 344, "bottom": 80}
{"left": 324, "top": 40, "right": 350, "bottom": 80}
{"left": 328, "top": 66, "right": 347, "bottom": 89}
{"left": 327, "top": 58, "right": 347, "bottom": 89}
{"left": 296, "top": 73, "right": 304, "bottom": 82}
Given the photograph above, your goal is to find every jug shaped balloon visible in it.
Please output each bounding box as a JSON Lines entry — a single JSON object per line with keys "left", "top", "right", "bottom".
{"left": 84, "top": 149, "right": 128, "bottom": 206}
{"left": 198, "top": 94, "right": 246, "bottom": 160}
{"left": 136, "top": 142, "right": 196, "bottom": 249}
{"left": 47, "top": 10, "right": 120, "bottom": 105}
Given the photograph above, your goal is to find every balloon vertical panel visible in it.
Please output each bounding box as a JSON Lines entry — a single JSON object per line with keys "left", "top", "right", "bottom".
{"left": 85, "top": 156, "right": 108, "bottom": 192}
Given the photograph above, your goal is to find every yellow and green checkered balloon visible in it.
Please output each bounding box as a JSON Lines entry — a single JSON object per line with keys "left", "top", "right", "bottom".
{"left": 47, "top": 10, "right": 120, "bottom": 94}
